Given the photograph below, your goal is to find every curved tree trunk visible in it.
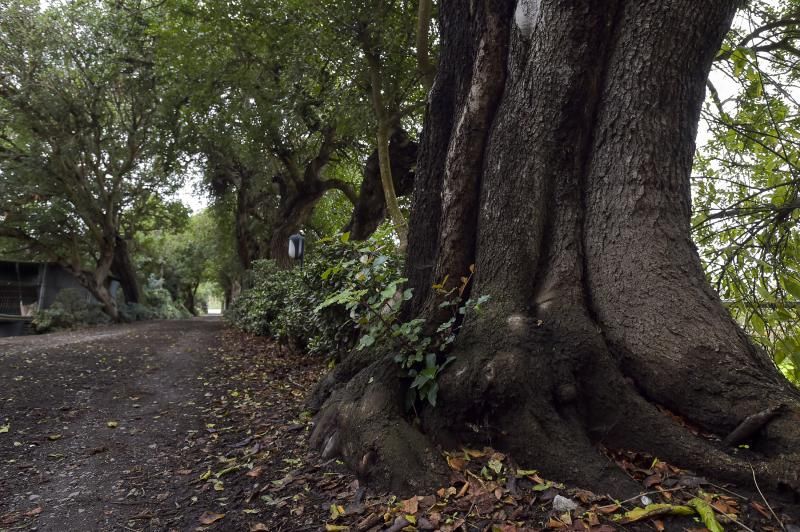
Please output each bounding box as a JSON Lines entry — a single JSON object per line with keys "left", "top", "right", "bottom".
{"left": 111, "top": 234, "right": 140, "bottom": 304}
{"left": 310, "top": 0, "right": 800, "bottom": 498}
{"left": 345, "top": 130, "right": 417, "bottom": 241}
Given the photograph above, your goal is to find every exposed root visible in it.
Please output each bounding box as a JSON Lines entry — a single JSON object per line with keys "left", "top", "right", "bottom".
{"left": 309, "top": 356, "right": 448, "bottom": 492}
{"left": 309, "top": 316, "right": 800, "bottom": 501}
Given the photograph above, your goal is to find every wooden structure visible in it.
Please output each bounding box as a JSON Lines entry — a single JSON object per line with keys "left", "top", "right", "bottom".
{"left": 0, "top": 261, "right": 116, "bottom": 337}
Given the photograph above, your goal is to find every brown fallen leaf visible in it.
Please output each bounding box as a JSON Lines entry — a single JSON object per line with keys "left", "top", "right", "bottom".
{"left": 198, "top": 511, "right": 225, "bottom": 525}
{"left": 711, "top": 499, "right": 738, "bottom": 515}
{"left": 401, "top": 496, "right": 419, "bottom": 514}
{"left": 250, "top": 524, "right": 268, "bottom": 532}
{"left": 643, "top": 473, "right": 662, "bottom": 487}
{"left": 750, "top": 501, "right": 771, "bottom": 519}
{"left": 246, "top": 466, "right": 263, "bottom": 478}
{"left": 175, "top": 469, "right": 192, "bottom": 475}
{"left": 463, "top": 448, "right": 485, "bottom": 458}
{"left": 24, "top": 507, "right": 42, "bottom": 517}
{"left": 447, "top": 455, "right": 466, "bottom": 471}
{"left": 0, "top": 512, "right": 20, "bottom": 525}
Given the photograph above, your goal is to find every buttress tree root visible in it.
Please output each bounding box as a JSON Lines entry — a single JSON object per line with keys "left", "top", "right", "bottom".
{"left": 310, "top": 0, "right": 800, "bottom": 500}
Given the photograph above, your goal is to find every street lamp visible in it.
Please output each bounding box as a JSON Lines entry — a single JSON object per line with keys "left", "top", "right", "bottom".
{"left": 288, "top": 233, "right": 305, "bottom": 269}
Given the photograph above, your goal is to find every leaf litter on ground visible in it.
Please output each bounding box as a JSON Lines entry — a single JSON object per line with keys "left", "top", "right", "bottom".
{"left": 169, "top": 328, "right": 800, "bottom": 531}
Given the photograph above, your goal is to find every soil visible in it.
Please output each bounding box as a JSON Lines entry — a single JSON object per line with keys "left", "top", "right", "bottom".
{"left": 0, "top": 318, "right": 337, "bottom": 531}
{"left": 1, "top": 318, "right": 797, "bottom": 531}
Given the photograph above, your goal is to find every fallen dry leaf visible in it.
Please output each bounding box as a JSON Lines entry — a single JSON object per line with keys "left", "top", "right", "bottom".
{"left": 546, "top": 517, "right": 567, "bottom": 529}
{"left": 750, "top": 501, "right": 771, "bottom": 519}
{"left": 401, "top": 496, "right": 419, "bottom": 514}
{"left": 447, "top": 455, "right": 467, "bottom": 471}
{"left": 250, "top": 524, "right": 268, "bottom": 531}
{"left": 198, "top": 511, "right": 225, "bottom": 525}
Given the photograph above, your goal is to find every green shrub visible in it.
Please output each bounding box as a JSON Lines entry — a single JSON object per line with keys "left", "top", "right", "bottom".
{"left": 140, "top": 286, "right": 192, "bottom": 319}
{"left": 226, "top": 226, "right": 402, "bottom": 358}
{"left": 33, "top": 288, "right": 110, "bottom": 332}
{"left": 226, "top": 226, "right": 489, "bottom": 408}
{"left": 33, "top": 282, "right": 192, "bottom": 333}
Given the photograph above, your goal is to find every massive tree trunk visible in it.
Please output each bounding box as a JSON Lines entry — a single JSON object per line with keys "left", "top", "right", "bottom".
{"left": 310, "top": 0, "right": 800, "bottom": 498}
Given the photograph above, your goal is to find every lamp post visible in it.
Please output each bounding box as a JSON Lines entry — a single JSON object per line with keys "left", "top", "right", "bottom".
{"left": 288, "top": 233, "right": 305, "bottom": 269}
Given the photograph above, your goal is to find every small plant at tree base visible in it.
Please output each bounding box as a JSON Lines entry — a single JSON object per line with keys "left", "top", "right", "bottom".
{"left": 226, "top": 225, "right": 488, "bottom": 408}
{"left": 317, "top": 262, "right": 489, "bottom": 409}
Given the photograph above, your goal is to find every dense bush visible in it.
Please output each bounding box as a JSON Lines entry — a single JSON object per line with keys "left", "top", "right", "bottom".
{"left": 226, "top": 227, "right": 403, "bottom": 358}
{"left": 140, "top": 286, "right": 193, "bottom": 320}
{"left": 33, "top": 288, "right": 110, "bottom": 332}
{"left": 34, "top": 281, "right": 191, "bottom": 333}
{"left": 226, "top": 226, "right": 488, "bottom": 407}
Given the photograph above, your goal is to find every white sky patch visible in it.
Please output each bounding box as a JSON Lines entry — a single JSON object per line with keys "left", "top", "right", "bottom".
{"left": 177, "top": 178, "right": 209, "bottom": 214}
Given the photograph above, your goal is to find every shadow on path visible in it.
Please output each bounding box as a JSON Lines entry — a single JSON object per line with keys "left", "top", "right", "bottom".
{"left": 0, "top": 318, "right": 224, "bottom": 531}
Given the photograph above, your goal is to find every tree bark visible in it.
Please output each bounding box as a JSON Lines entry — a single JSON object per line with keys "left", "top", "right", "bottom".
{"left": 111, "top": 234, "right": 140, "bottom": 304}
{"left": 310, "top": 0, "right": 800, "bottom": 499}
{"left": 269, "top": 183, "right": 329, "bottom": 269}
{"left": 345, "top": 130, "right": 417, "bottom": 241}
{"left": 363, "top": 36, "right": 410, "bottom": 250}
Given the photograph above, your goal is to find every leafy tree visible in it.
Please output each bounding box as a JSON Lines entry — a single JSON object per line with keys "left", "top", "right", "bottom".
{"left": 310, "top": 0, "right": 800, "bottom": 499}
{"left": 157, "top": 0, "right": 366, "bottom": 269}
{"left": 0, "top": 0, "right": 180, "bottom": 319}
{"left": 326, "top": 0, "right": 433, "bottom": 244}
{"left": 134, "top": 208, "right": 218, "bottom": 315}
{"left": 693, "top": 2, "right": 800, "bottom": 382}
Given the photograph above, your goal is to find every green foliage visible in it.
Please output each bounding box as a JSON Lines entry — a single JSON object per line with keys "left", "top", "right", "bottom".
{"left": 33, "top": 289, "right": 110, "bottom": 333}
{"left": 0, "top": 0, "right": 184, "bottom": 315}
{"left": 227, "top": 227, "right": 401, "bottom": 356}
{"left": 318, "top": 264, "right": 488, "bottom": 409}
{"left": 694, "top": 3, "right": 800, "bottom": 384}
{"left": 139, "top": 285, "right": 192, "bottom": 320}
{"left": 33, "top": 282, "right": 190, "bottom": 332}
{"left": 134, "top": 209, "right": 224, "bottom": 314}
{"left": 228, "top": 225, "right": 488, "bottom": 408}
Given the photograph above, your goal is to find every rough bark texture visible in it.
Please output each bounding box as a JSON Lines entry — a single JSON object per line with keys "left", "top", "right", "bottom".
{"left": 311, "top": 0, "right": 800, "bottom": 500}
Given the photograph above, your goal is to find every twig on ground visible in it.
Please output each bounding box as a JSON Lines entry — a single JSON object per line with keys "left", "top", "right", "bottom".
{"left": 597, "top": 486, "right": 686, "bottom": 511}
{"left": 750, "top": 464, "right": 786, "bottom": 532}
{"left": 707, "top": 482, "right": 748, "bottom": 500}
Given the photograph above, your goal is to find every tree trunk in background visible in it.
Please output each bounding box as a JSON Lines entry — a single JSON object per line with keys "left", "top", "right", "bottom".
{"left": 111, "top": 234, "right": 140, "bottom": 304}
{"left": 269, "top": 186, "right": 327, "bottom": 269}
{"left": 310, "top": 0, "right": 800, "bottom": 498}
{"left": 185, "top": 284, "right": 197, "bottom": 316}
{"left": 345, "top": 130, "right": 417, "bottom": 241}
{"left": 69, "top": 254, "right": 119, "bottom": 322}
{"left": 235, "top": 179, "right": 261, "bottom": 270}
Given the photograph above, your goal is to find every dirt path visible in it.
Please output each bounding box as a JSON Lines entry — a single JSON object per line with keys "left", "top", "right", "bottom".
{"left": 0, "top": 318, "right": 226, "bottom": 531}
{"left": 2, "top": 319, "right": 796, "bottom": 532}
